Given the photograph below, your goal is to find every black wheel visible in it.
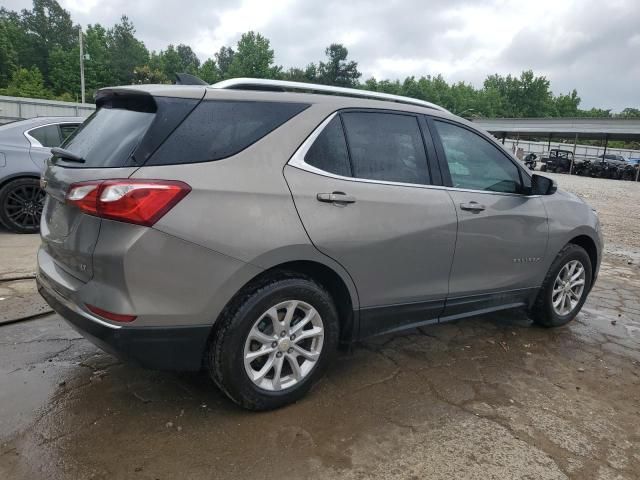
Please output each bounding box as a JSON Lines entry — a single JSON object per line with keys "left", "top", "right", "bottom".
{"left": 540, "top": 164, "right": 547, "bottom": 172}
{"left": 0, "top": 177, "right": 45, "bottom": 233}
{"left": 529, "top": 244, "right": 592, "bottom": 327}
{"left": 207, "top": 274, "right": 339, "bottom": 410}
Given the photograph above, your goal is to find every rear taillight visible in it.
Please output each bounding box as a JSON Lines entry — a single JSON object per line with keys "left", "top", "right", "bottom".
{"left": 66, "top": 179, "right": 190, "bottom": 226}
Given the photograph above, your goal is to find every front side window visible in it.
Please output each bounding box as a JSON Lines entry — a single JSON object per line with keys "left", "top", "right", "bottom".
{"left": 434, "top": 121, "right": 522, "bottom": 194}
{"left": 29, "top": 124, "right": 61, "bottom": 147}
{"left": 304, "top": 116, "right": 351, "bottom": 177}
{"left": 341, "top": 112, "right": 429, "bottom": 185}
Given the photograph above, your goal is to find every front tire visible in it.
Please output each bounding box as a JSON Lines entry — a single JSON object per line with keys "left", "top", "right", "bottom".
{"left": 207, "top": 275, "right": 339, "bottom": 410}
{"left": 0, "top": 177, "right": 44, "bottom": 233}
{"left": 530, "top": 244, "right": 592, "bottom": 327}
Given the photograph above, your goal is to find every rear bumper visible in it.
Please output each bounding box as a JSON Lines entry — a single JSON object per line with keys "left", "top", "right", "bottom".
{"left": 37, "top": 275, "right": 211, "bottom": 371}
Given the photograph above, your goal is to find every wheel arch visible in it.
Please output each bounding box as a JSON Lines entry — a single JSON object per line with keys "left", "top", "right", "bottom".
{"left": 568, "top": 234, "right": 599, "bottom": 284}
{"left": 0, "top": 172, "right": 40, "bottom": 190}
{"left": 210, "top": 258, "right": 360, "bottom": 352}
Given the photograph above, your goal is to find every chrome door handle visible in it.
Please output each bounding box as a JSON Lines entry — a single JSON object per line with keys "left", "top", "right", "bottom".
{"left": 460, "top": 201, "right": 485, "bottom": 212}
{"left": 317, "top": 192, "right": 356, "bottom": 204}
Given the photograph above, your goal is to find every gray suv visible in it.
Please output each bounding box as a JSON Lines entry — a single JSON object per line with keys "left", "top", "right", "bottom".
{"left": 37, "top": 79, "right": 602, "bottom": 410}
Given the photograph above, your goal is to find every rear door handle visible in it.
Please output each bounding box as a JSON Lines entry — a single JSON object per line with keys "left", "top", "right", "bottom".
{"left": 317, "top": 192, "right": 356, "bottom": 204}
{"left": 460, "top": 201, "right": 485, "bottom": 212}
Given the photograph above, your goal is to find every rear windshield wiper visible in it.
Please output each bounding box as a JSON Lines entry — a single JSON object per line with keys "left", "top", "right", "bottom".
{"left": 51, "top": 147, "right": 85, "bottom": 163}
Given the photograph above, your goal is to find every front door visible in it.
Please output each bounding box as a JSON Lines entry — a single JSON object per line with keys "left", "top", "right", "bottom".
{"left": 284, "top": 111, "right": 458, "bottom": 337}
{"left": 429, "top": 118, "right": 548, "bottom": 318}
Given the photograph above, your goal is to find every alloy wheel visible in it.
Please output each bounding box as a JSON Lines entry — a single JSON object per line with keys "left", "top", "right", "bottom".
{"left": 551, "top": 260, "right": 586, "bottom": 316}
{"left": 3, "top": 184, "right": 45, "bottom": 229}
{"left": 243, "top": 300, "right": 324, "bottom": 391}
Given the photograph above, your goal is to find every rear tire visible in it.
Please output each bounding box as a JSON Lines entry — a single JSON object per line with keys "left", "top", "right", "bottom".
{"left": 529, "top": 244, "right": 592, "bottom": 327}
{"left": 540, "top": 164, "right": 547, "bottom": 172}
{"left": 0, "top": 177, "right": 44, "bottom": 234}
{"left": 207, "top": 274, "right": 339, "bottom": 410}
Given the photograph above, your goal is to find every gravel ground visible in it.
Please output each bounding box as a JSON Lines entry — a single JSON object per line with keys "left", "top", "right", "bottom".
{"left": 543, "top": 172, "right": 640, "bottom": 259}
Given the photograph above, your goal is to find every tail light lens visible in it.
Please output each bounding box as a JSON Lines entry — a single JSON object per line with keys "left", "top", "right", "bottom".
{"left": 86, "top": 304, "right": 137, "bottom": 323}
{"left": 66, "top": 179, "right": 190, "bottom": 226}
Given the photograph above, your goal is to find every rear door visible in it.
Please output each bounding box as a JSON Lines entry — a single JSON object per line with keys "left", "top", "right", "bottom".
{"left": 428, "top": 118, "right": 548, "bottom": 318}
{"left": 284, "top": 110, "right": 457, "bottom": 337}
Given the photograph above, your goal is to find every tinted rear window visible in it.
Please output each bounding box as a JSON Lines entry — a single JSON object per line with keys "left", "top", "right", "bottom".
{"left": 59, "top": 106, "right": 154, "bottom": 168}
{"left": 147, "top": 100, "right": 309, "bottom": 166}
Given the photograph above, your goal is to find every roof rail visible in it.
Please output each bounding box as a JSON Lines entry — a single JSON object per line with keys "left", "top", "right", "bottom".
{"left": 211, "top": 78, "right": 450, "bottom": 113}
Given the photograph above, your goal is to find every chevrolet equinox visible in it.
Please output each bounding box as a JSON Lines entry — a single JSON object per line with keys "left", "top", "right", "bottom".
{"left": 37, "top": 78, "right": 602, "bottom": 410}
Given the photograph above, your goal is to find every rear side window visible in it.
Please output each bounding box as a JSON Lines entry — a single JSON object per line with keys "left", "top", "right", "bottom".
{"left": 304, "top": 116, "right": 351, "bottom": 177}
{"left": 148, "top": 101, "right": 309, "bottom": 166}
{"left": 29, "top": 124, "right": 61, "bottom": 147}
{"left": 341, "top": 112, "right": 429, "bottom": 185}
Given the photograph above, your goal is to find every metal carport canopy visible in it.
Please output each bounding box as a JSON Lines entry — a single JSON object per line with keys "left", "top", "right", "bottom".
{"left": 471, "top": 117, "right": 640, "bottom": 141}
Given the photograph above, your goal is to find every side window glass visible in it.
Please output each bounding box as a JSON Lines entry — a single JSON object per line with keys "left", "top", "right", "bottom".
{"left": 341, "top": 112, "right": 429, "bottom": 185}
{"left": 304, "top": 116, "right": 351, "bottom": 177}
{"left": 434, "top": 121, "right": 522, "bottom": 194}
{"left": 29, "top": 124, "right": 62, "bottom": 147}
{"left": 59, "top": 124, "right": 80, "bottom": 142}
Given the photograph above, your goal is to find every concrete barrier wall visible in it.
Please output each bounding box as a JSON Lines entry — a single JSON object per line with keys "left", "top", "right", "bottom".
{"left": 0, "top": 95, "right": 95, "bottom": 124}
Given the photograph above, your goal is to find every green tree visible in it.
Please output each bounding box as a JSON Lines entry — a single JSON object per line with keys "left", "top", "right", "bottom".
{"left": 0, "top": 16, "right": 19, "bottom": 87}
{"left": 317, "top": 44, "right": 360, "bottom": 87}
{"left": 132, "top": 64, "right": 168, "bottom": 84}
{"left": 1, "top": 66, "right": 52, "bottom": 98}
{"left": 553, "top": 90, "right": 580, "bottom": 117}
{"left": 282, "top": 63, "right": 317, "bottom": 83}
{"left": 214, "top": 46, "right": 235, "bottom": 79}
{"left": 106, "top": 15, "right": 148, "bottom": 85}
{"left": 48, "top": 44, "right": 79, "bottom": 97}
{"left": 84, "top": 24, "right": 112, "bottom": 97}
{"left": 154, "top": 43, "right": 201, "bottom": 80}
{"left": 176, "top": 44, "right": 200, "bottom": 74}
{"left": 618, "top": 108, "right": 640, "bottom": 118}
{"left": 483, "top": 71, "right": 554, "bottom": 117}
{"left": 198, "top": 58, "right": 219, "bottom": 83}
{"left": 20, "top": 0, "right": 77, "bottom": 84}
{"left": 227, "top": 32, "right": 280, "bottom": 79}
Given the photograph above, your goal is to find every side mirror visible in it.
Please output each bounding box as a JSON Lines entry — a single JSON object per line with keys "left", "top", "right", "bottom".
{"left": 531, "top": 174, "right": 557, "bottom": 195}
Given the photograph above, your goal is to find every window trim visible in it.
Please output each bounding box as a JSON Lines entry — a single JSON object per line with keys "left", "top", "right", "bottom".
{"left": 290, "top": 109, "right": 437, "bottom": 188}
{"left": 427, "top": 116, "right": 531, "bottom": 196}
{"left": 24, "top": 122, "right": 80, "bottom": 148}
{"left": 289, "top": 110, "right": 541, "bottom": 198}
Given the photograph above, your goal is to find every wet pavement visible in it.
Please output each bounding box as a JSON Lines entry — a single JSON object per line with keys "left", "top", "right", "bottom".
{"left": 1, "top": 253, "right": 639, "bottom": 479}
{"left": 1, "top": 174, "right": 640, "bottom": 479}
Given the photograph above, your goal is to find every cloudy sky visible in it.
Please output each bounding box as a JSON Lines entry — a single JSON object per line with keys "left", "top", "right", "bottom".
{"left": 6, "top": 0, "right": 640, "bottom": 110}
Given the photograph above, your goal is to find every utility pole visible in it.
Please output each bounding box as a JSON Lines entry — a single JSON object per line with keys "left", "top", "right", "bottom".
{"left": 79, "top": 26, "right": 85, "bottom": 104}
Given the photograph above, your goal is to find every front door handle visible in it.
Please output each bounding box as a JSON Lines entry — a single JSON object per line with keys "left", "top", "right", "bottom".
{"left": 317, "top": 192, "right": 356, "bottom": 205}
{"left": 460, "top": 201, "right": 485, "bottom": 212}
